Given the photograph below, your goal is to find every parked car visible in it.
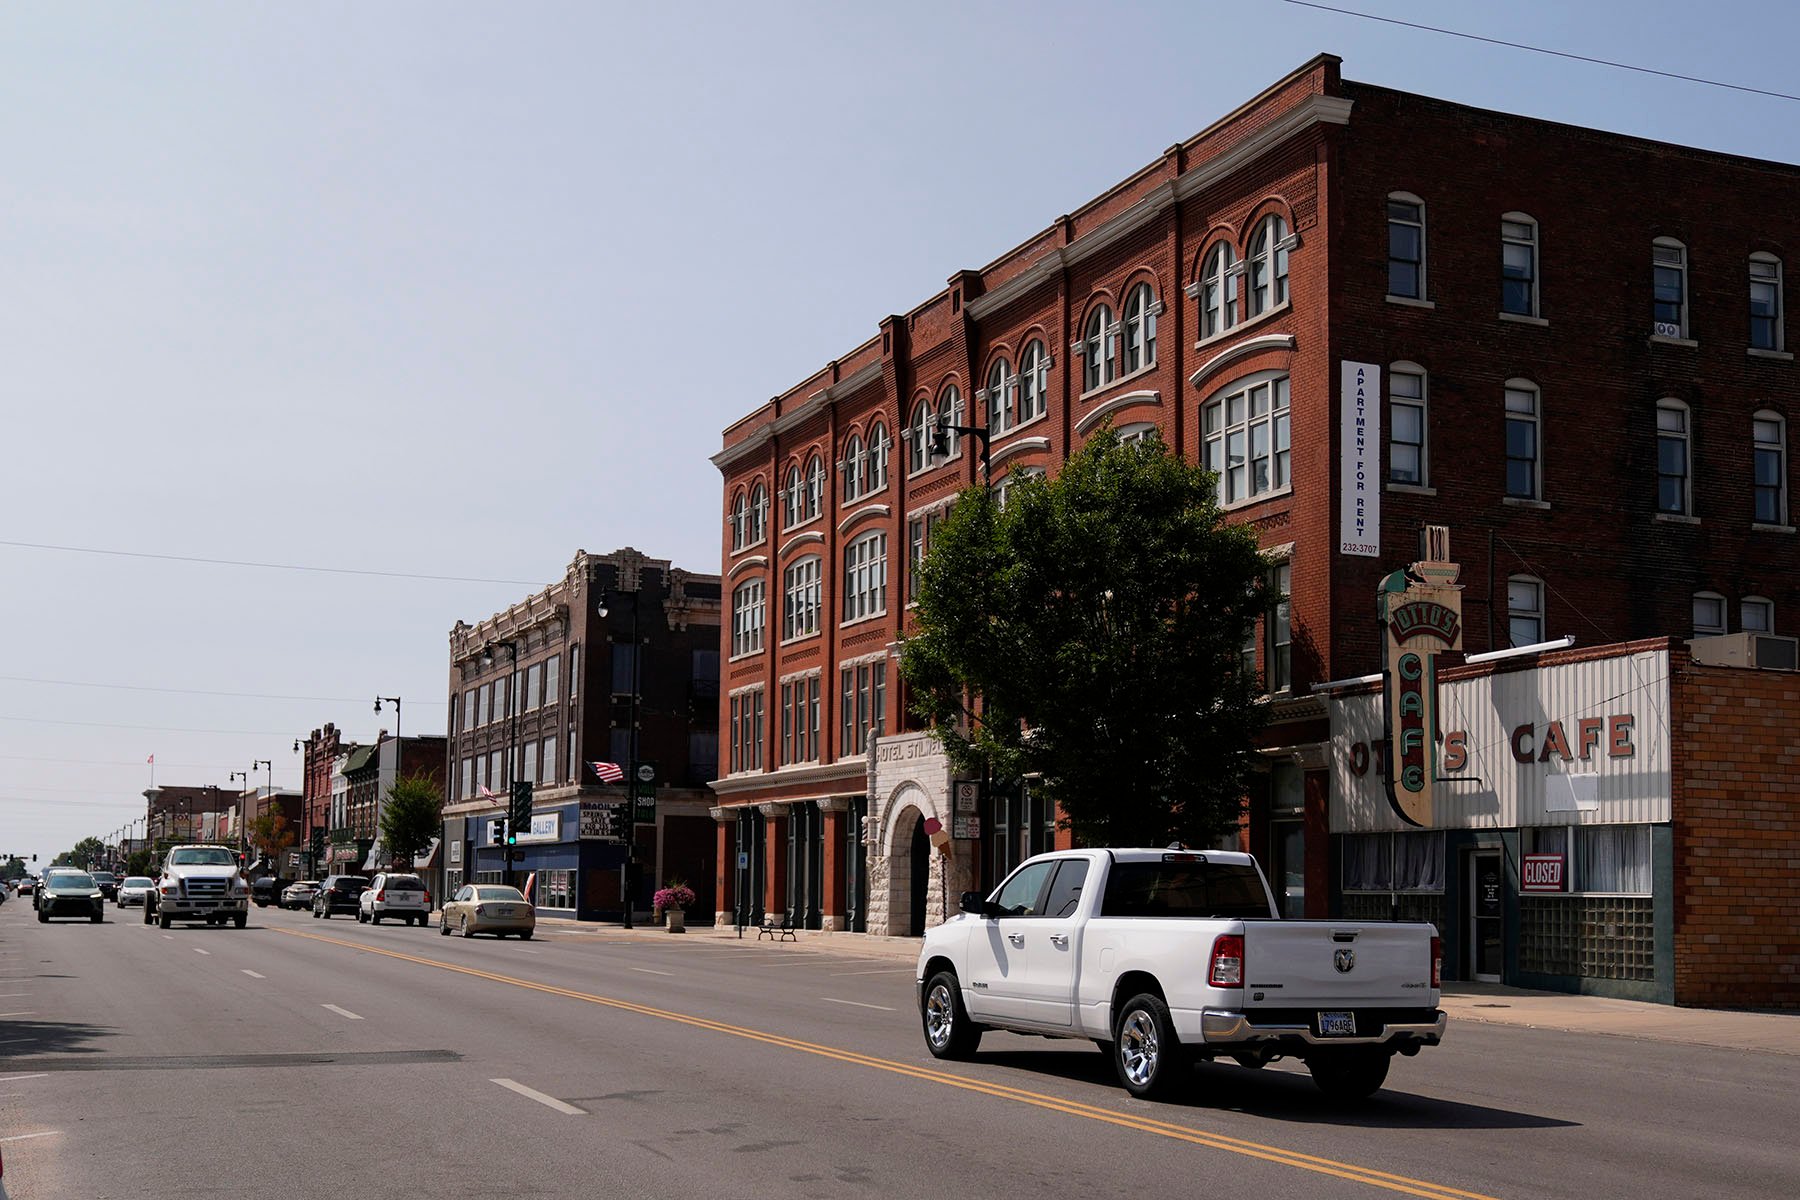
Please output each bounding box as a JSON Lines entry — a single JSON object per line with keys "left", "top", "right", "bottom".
{"left": 311, "top": 875, "right": 368, "bottom": 919}
{"left": 917, "top": 848, "right": 1444, "bottom": 1101}
{"left": 439, "top": 884, "right": 534, "bottom": 939}
{"left": 358, "top": 872, "right": 431, "bottom": 926}
{"left": 36, "top": 871, "right": 105, "bottom": 923}
{"left": 280, "top": 880, "right": 320, "bottom": 910}
{"left": 250, "top": 877, "right": 288, "bottom": 908}
{"left": 116, "top": 876, "right": 156, "bottom": 908}
{"left": 90, "top": 871, "right": 120, "bottom": 901}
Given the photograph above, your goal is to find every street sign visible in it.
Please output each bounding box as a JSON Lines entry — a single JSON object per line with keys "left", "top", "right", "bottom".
{"left": 633, "top": 785, "right": 656, "bottom": 823}
{"left": 579, "top": 802, "right": 625, "bottom": 841}
{"left": 953, "top": 816, "right": 981, "bottom": 840}
{"left": 736, "top": 851, "right": 749, "bottom": 869}
{"left": 954, "top": 781, "right": 980, "bottom": 813}
{"left": 635, "top": 762, "right": 656, "bottom": 784}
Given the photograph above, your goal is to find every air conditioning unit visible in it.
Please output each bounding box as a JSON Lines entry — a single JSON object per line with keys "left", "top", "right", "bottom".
{"left": 1688, "top": 631, "right": 1800, "bottom": 671}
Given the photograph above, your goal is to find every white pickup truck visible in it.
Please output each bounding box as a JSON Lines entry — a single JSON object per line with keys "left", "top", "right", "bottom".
{"left": 144, "top": 844, "right": 250, "bottom": 929}
{"left": 917, "top": 847, "right": 1443, "bottom": 1101}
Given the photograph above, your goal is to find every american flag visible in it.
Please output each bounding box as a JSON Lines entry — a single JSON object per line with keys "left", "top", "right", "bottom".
{"left": 588, "top": 761, "right": 624, "bottom": 783}
{"left": 478, "top": 784, "right": 498, "bottom": 799}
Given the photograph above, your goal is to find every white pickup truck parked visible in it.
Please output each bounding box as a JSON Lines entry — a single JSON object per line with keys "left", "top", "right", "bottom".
{"left": 917, "top": 848, "right": 1443, "bottom": 1101}
{"left": 144, "top": 844, "right": 250, "bottom": 929}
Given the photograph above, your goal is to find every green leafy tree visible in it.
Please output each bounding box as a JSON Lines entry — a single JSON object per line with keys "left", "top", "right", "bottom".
{"left": 1, "top": 856, "right": 26, "bottom": 882}
{"left": 379, "top": 774, "right": 442, "bottom": 868}
{"left": 900, "top": 426, "right": 1272, "bottom": 848}
{"left": 61, "top": 837, "right": 107, "bottom": 869}
{"left": 125, "top": 848, "right": 157, "bottom": 877}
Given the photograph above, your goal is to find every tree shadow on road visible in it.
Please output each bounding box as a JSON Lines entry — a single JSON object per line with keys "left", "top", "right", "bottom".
{"left": 0, "top": 1018, "right": 116, "bottom": 1060}
{"left": 971, "top": 1047, "right": 1578, "bottom": 1130}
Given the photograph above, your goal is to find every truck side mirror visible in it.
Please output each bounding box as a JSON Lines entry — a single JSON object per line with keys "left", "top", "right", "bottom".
{"left": 958, "top": 891, "right": 985, "bottom": 915}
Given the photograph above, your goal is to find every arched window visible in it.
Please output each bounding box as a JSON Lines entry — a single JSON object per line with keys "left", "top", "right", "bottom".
{"left": 938, "top": 385, "right": 963, "bottom": 460}
{"left": 749, "top": 483, "right": 767, "bottom": 544}
{"left": 1082, "top": 304, "right": 1115, "bottom": 392}
{"left": 1122, "top": 283, "right": 1158, "bottom": 373}
{"left": 1742, "top": 595, "right": 1775, "bottom": 633}
{"left": 805, "top": 456, "right": 825, "bottom": 520}
{"left": 1502, "top": 213, "right": 1539, "bottom": 317}
{"left": 1750, "top": 253, "right": 1784, "bottom": 351}
{"left": 1199, "top": 242, "right": 1237, "bottom": 340}
{"left": 1656, "top": 399, "right": 1691, "bottom": 515}
{"left": 1653, "top": 238, "right": 1688, "bottom": 338}
{"left": 729, "top": 492, "right": 748, "bottom": 552}
{"left": 1692, "top": 591, "right": 1727, "bottom": 637}
{"left": 1508, "top": 576, "right": 1545, "bottom": 647}
{"left": 1754, "top": 410, "right": 1787, "bottom": 525}
{"left": 1388, "top": 192, "right": 1426, "bottom": 300}
{"left": 987, "top": 357, "right": 1015, "bottom": 433}
{"left": 1018, "top": 340, "right": 1048, "bottom": 424}
{"left": 866, "top": 422, "right": 889, "bottom": 492}
{"left": 1504, "top": 379, "right": 1541, "bottom": 500}
{"left": 1388, "top": 362, "right": 1427, "bottom": 486}
{"left": 783, "top": 465, "right": 805, "bottom": 529}
{"left": 909, "top": 399, "right": 934, "bottom": 474}
{"left": 1248, "top": 215, "right": 1289, "bottom": 316}
{"left": 841, "top": 433, "right": 863, "bottom": 504}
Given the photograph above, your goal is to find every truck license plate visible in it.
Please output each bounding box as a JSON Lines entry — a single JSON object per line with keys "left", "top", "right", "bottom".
{"left": 1318, "top": 1011, "right": 1356, "bottom": 1037}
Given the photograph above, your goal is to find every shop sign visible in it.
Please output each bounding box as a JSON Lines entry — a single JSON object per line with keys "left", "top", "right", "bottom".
{"left": 953, "top": 815, "right": 981, "bottom": 840}
{"left": 1380, "top": 528, "right": 1462, "bottom": 827}
{"left": 515, "top": 813, "right": 560, "bottom": 844}
{"left": 1522, "top": 854, "right": 1566, "bottom": 892}
{"left": 580, "top": 801, "right": 624, "bottom": 841}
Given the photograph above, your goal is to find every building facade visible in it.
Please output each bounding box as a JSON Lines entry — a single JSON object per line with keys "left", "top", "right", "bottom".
{"left": 143, "top": 785, "right": 235, "bottom": 850}
{"left": 711, "top": 54, "right": 1800, "bottom": 966}
{"left": 441, "top": 548, "right": 722, "bottom": 921}
{"left": 297, "top": 722, "right": 355, "bottom": 876}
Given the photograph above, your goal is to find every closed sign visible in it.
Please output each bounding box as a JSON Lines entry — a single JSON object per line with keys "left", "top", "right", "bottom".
{"left": 1522, "top": 853, "right": 1565, "bottom": 892}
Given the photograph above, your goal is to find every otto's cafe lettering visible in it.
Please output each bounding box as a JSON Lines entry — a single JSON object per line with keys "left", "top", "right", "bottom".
{"left": 1347, "top": 711, "right": 1639, "bottom": 777}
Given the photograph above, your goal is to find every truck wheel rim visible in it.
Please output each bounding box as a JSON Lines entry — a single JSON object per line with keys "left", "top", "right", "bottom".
{"left": 925, "top": 984, "right": 955, "bottom": 1048}
{"left": 1120, "top": 1010, "right": 1159, "bottom": 1086}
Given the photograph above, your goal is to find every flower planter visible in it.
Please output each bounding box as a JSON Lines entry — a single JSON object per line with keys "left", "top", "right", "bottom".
{"left": 665, "top": 908, "right": 685, "bottom": 933}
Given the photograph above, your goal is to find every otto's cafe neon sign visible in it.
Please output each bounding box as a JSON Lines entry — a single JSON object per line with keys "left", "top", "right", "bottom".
{"left": 1347, "top": 711, "right": 1639, "bottom": 778}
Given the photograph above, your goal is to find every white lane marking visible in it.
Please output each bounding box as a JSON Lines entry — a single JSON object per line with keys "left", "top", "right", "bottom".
{"left": 490, "top": 1078, "right": 585, "bottom": 1115}
{"left": 821, "top": 997, "right": 897, "bottom": 1012}
{"left": 0, "top": 1131, "right": 60, "bottom": 1143}
{"left": 192, "top": 948, "right": 211, "bottom": 956}
{"left": 241, "top": 970, "right": 266, "bottom": 979}
{"left": 161, "top": 935, "right": 174, "bottom": 940}
{"left": 829, "top": 967, "right": 916, "bottom": 976}
{"left": 628, "top": 967, "right": 674, "bottom": 976}
{"left": 516, "top": 948, "right": 540, "bottom": 955}
{"left": 0, "top": 993, "right": 29, "bottom": 998}
{"left": 0, "top": 1038, "right": 38, "bottom": 1044}
{"left": 320, "top": 1004, "right": 363, "bottom": 1020}
{"left": 0, "top": 1074, "right": 49, "bottom": 1082}
{"left": 0, "top": 1011, "right": 37, "bottom": 1018}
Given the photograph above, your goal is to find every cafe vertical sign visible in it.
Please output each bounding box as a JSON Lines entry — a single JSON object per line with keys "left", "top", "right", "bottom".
{"left": 1381, "top": 526, "right": 1462, "bottom": 826}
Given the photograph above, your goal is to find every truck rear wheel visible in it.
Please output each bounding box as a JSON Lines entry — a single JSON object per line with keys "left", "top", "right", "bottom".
{"left": 158, "top": 910, "right": 172, "bottom": 929}
{"left": 921, "top": 971, "right": 981, "bottom": 1060}
{"left": 1113, "top": 992, "right": 1186, "bottom": 1101}
{"left": 1307, "top": 1047, "right": 1390, "bottom": 1100}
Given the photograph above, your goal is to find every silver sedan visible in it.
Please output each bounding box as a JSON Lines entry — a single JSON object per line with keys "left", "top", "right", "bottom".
{"left": 439, "top": 884, "right": 535, "bottom": 939}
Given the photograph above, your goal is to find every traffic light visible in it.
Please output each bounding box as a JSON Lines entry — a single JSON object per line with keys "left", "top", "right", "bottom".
{"left": 309, "top": 828, "right": 326, "bottom": 860}
{"left": 490, "top": 819, "right": 507, "bottom": 847}
{"left": 509, "top": 780, "right": 533, "bottom": 840}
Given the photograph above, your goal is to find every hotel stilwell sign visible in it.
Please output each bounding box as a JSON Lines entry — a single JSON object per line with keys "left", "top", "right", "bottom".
{"left": 1381, "top": 527, "right": 1463, "bottom": 826}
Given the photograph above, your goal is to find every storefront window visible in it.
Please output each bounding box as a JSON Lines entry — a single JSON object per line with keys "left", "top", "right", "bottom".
{"left": 1576, "top": 825, "right": 1651, "bottom": 894}
{"left": 1341, "top": 831, "right": 1445, "bottom": 892}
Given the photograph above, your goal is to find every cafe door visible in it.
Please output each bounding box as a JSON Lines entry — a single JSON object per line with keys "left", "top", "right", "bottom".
{"left": 1468, "top": 849, "right": 1504, "bottom": 982}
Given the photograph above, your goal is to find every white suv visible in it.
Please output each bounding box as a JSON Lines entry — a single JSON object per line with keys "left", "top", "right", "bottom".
{"left": 358, "top": 872, "right": 430, "bottom": 926}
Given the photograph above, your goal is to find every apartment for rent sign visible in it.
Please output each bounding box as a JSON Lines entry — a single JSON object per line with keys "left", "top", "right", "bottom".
{"left": 1339, "top": 361, "right": 1381, "bottom": 558}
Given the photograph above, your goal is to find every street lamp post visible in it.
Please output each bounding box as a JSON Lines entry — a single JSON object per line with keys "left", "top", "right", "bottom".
{"left": 596, "top": 590, "right": 641, "bottom": 930}
{"left": 293, "top": 736, "right": 314, "bottom": 877}
{"left": 374, "top": 696, "right": 402, "bottom": 871}
{"left": 476, "top": 645, "right": 519, "bottom": 887}
{"left": 228, "top": 772, "right": 249, "bottom": 857}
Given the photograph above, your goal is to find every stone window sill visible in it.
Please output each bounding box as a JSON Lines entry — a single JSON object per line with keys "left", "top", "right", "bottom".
{"left": 1653, "top": 512, "right": 1700, "bottom": 525}
{"left": 1648, "top": 334, "right": 1698, "bottom": 348}
{"left": 1499, "top": 312, "right": 1548, "bottom": 327}
{"left": 1503, "top": 497, "right": 1552, "bottom": 510}
{"left": 1748, "top": 347, "right": 1794, "bottom": 362}
{"left": 1386, "top": 295, "right": 1435, "bottom": 310}
{"left": 1752, "top": 522, "right": 1796, "bottom": 534}
{"left": 1386, "top": 483, "right": 1436, "bottom": 496}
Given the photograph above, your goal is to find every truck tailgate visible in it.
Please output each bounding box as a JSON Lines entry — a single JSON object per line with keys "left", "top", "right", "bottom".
{"left": 1241, "top": 922, "right": 1432, "bottom": 1008}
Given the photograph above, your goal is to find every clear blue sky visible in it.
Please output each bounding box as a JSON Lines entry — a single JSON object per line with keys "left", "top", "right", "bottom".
{"left": 3, "top": 0, "right": 1794, "bottom": 862}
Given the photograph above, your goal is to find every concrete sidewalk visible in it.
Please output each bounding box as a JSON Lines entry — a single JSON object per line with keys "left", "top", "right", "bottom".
{"left": 541, "top": 917, "right": 1800, "bottom": 1056}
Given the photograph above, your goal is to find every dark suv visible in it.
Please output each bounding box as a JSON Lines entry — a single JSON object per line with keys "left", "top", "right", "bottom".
{"left": 311, "top": 875, "right": 368, "bottom": 919}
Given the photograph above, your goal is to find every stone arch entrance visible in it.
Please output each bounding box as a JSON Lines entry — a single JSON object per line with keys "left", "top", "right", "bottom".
{"left": 880, "top": 802, "right": 934, "bottom": 937}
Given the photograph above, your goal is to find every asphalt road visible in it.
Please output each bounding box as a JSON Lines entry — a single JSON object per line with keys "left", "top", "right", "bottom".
{"left": 0, "top": 898, "right": 1794, "bottom": 1200}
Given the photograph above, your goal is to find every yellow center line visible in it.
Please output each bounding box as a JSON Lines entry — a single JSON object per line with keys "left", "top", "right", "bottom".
{"left": 274, "top": 927, "right": 1499, "bottom": 1200}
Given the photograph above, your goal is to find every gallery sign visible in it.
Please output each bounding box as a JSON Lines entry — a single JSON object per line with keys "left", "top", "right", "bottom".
{"left": 1339, "top": 361, "right": 1381, "bottom": 557}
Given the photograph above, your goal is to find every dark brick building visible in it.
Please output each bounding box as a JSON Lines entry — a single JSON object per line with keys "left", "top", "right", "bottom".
{"left": 711, "top": 52, "right": 1800, "bottom": 981}
{"left": 440, "top": 548, "right": 722, "bottom": 921}
{"left": 296, "top": 722, "right": 355, "bottom": 875}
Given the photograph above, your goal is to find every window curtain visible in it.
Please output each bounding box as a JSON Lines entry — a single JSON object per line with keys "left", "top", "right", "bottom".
{"left": 1342, "top": 832, "right": 1444, "bottom": 892}
{"left": 1578, "top": 825, "right": 1651, "bottom": 894}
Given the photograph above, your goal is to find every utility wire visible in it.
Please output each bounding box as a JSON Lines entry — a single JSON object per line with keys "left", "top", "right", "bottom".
{"left": 0, "top": 674, "right": 445, "bottom": 706}
{"left": 0, "top": 753, "right": 251, "bottom": 770}
{"left": 0, "top": 715, "right": 300, "bottom": 737}
{"left": 1282, "top": 1, "right": 1800, "bottom": 104}
{"left": 0, "top": 539, "right": 542, "bottom": 587}
{"left": 0, "top": 794, "right": 163, "bottom": 811}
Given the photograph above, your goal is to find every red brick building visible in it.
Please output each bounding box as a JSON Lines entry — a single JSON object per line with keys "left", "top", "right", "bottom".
{"left": 296, "top": 721, "right": 355, "bottom": 876}
{"left": 711, "top": 55, "right": 1800, "bottom": 972}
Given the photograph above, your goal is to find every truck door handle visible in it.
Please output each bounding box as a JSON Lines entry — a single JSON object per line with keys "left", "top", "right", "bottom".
{"left": 1007, "top": 933, "right": 1025, "bottom": 946}
{"left": 1049, "top": 934, "right": 1068, "bottom": 948}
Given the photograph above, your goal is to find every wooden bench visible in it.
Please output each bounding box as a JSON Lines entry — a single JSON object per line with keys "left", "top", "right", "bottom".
{"left": 757, "top": 911, "right": 797, "bottom": 942}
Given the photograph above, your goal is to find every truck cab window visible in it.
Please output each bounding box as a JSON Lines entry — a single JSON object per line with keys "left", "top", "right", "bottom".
{"left": 1040, "top": 859, "right": 1089, "bottom": 919}
{"left": 991, "top": 860, "right": 1057, "bottom": 916}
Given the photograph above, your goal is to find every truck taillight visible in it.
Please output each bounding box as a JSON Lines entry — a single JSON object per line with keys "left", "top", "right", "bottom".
{"left": 1430, "top": 935, "right": 1442, "bottom": 988}
{"left": 424, "top": 891, "right": 431, "bottom": 906}
{"left": 376, "top": 890, "right": 386, "bottom": 902}
{"left": 1208, "top": 933, "right": 1244, "bottom": 988}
